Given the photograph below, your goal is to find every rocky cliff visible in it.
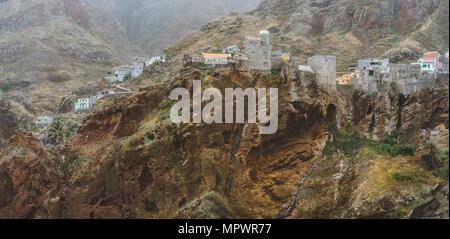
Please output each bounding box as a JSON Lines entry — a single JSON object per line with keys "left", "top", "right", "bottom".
{"left": 0, "top": 64, "right": 447, "bottom": 218}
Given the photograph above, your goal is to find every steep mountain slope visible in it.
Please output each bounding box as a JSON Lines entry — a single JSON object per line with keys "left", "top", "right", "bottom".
{"left": 84, "top": 0, "right": 260, "bottom": 55}
{"left": 0, "top": 0, "right": 448, "bottom": 219}
{"left": 0, "top": 0, "right": 134, "bottom": 117}
{"left": 168, "top": 0, "right": 449, "bottom": 73}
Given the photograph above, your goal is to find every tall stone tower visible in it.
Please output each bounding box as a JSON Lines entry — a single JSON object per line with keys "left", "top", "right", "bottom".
{"left": 245, "top": 30, "right": 272, "bottom": 71}
{"left": 307, "top": 55, "right": 337, "bottom": 90}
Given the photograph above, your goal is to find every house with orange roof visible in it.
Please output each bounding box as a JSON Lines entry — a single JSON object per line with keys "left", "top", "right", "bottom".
{"left": 420, "top": 52, "right": 440, "bottom": 72}
{"left": 202, "top": 53, "right": 231, "bottom": 65}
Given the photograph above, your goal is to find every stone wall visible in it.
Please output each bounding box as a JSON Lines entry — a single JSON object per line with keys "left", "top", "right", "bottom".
{"left": 244, "top": 33, "right": 272, "bottom": 71}
{"left": 307, "top": 55, "right": 336, "bottom": 89}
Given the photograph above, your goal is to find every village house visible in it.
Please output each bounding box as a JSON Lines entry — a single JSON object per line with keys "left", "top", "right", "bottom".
{"left": 203, "top": 53, "right": 231, "bottom": 65}
{"left": 114, "top": 66, "right": 132, "bottom": 82}
{"left": 298, "top": 55, "right": 337, "bottom": 89}
{"left": 245, "top": 30, "right": 272, "bottom": 71}
{"left": 281, "top": 53, "right": 291, "bottom": 61}
{"left": 130, "top": 63, "right": 144, "bottom": 78}
{"left": 223, "top": 45, "right": 240, "bottom": 54}
{"left": 35, "top": 116, "right": 53, "bottom": 128}
{"left": 145, "top": 56, "right": 166, "bottom": 66}
{"left": 420, "top": 52, "right": 440, "bottom": 73}
{"left": 94, "top": 90, "right": 115, "bottom": 100}
{"left": 358, "top": 58, "right": 389, "bottom": 73}
{"left": 75, "top": 97, "right": 97, "bottom": 113}
{"left": 192, "top": 54, "right": 205, "bottom": 64}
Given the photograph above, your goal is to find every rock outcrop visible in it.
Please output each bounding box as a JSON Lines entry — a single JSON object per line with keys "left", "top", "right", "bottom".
{"left": 1, "top": 64, "right": 447, "bottom": 219}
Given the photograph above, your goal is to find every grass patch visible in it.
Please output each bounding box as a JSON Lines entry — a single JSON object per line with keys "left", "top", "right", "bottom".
{"left": 391, "top": 172, "right": 427, "bottom": 184}
{"left": 324, "top": 126, "right": 416, "bottom": 159}
{"left": 266, "top": 67, "right": 282, "bottom": 83}
{"left": 323, "top": 123, "right": 363, "bottom": 159}
{"left": 433, "top": 148, "right": 449, "bottom": 179}
{"left": 48, "top": 72, "right": 71, "bottom": 83}
{"left": 366, "top": 130, "right": 415, "bottom": 157}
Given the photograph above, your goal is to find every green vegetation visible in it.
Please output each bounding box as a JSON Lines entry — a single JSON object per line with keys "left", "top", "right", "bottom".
{"left": 134, "top": 73, "right": 147, "bottom": 83}
{"left": 164, "top": 48, "right": 176, "bottom": 60}
{"left": 49, "top": 120, "right": 69, "bottom": 144}
{"left": 323, "top": 123, "right": 362, "bottom": 159}
{"left": 368, "top": 91, "right": 378, "bottom": 97}
{"left": 324, "top": 125, "right": 416, "bottom": 159}
{"left": 0, "top": 81, "right": 19, "bottom": 93}
{"left": 366, "top": 130, "right": 415, "bottom": 157}
{"left": 346, "top": 8, "right": 356, "bottom": 16}
{"left": 266, "top": 67, "right": 282, "bottom": 83}
{"left": 410, "top": 72, "right": 419, "bottom": 78}
{"left": 433, "top": 148, "right": 449, "bottom": 179}
{"left": 158, "top": 99, "right": 173, "bottom": 121}
{"left": 154, "top": 75, "right": 166, "bottom": 83}
{"left": 48, "top": 73, "right": 71, "bottom": 83}
{"left": 391, "top": 172, "right": 427, "bottom": 184}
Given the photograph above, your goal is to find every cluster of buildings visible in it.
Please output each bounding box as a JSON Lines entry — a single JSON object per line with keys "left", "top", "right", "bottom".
{"left": 184, "top": 30, "right": 293, "bottom": 71}
{"left": 104, "top": 56, "right": 166, "bottom": 84}
{"left": 74, "top": 88, "right": 138, "bottom": 113}
{"left": 74, "top": 90, "right": 115, "bottom": 113}
{"left": 342, "top": 51, "right": 449, "bottom": 95}
{"left": 183, "top": 29, "right": 448, "bottom": 96}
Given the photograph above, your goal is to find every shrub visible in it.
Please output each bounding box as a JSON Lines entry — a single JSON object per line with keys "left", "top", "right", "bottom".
{"left": 368, "top": 91, "right": 378, "bottom": 97}
{"left": 134, "top": 73, "right": 147, "bottom": 83}
{"left": 323, "top": 123, "right": 362, "bottom": 159}
{"left": 154, "top": 75, "right": 165, "bottom": 83}
{"left": 391, "top": 172, "right": 415, "bottom": 182}
{"left": 433, "top": 148, "right": 449, "bottom": 179}
{"left": 0, "top": 81, "right": 18, "bottom": 93}
{"left": 266, "top": 68, "right": 281, "bottom": 83}
{"left": 366, "top": 129, "right": 415, "bottom": 156}
{"left": 48, "top": 73, "right": 71, "bottom": 83}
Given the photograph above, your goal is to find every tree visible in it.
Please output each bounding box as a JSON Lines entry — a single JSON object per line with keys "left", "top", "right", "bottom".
{"left": 422, "top": 140, "right": 442, "bottom": 170}
{"left": 49, "top": 120, "right": 69, "bottom": 144}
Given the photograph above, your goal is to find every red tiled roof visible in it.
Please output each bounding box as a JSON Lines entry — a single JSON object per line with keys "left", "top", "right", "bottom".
{"left": 422, "top": 52, "right": 439, "bottom": 60}
{"left": 202, "top": 53, "right": 231, "bottom": 58}
{"left": 247, "top": 37, "right": 261, "bottom": 41}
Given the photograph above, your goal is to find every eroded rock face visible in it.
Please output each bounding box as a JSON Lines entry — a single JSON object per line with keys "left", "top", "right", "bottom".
{"left": 0, "top": 132, "right": 61, "bottom": 218}
{"left": 0, "top": 97, "right": 25, "bottom": 148}
{"left": 0, "top": 66, "right": 448, "bottom": 219}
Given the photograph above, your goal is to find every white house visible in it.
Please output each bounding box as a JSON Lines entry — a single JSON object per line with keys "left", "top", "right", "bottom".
{"left": 130, "top": 63, "right": 144, "bottom": 78}
{"left": 75, "top": 98, "right": 92, "bottom": 113}
{"left": 114, "top": 66, "right": 132, "bottom": 82}
{"left": 35, "top": 116, "right": 53, "bottom": 128}
{"left": 421, "top": 52, "right": 440, "bottom": 72}
{"left": 223, "top": 45, "right": 240, "bottom": 54}
{"left": 94, "top": 90, "right": 115, "bottom": 100}
{"left": 145, "top": 56, "right": 166, "bottom": 66}
{"left": 203, "top": 53, "right": 231, "bottom": 65}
